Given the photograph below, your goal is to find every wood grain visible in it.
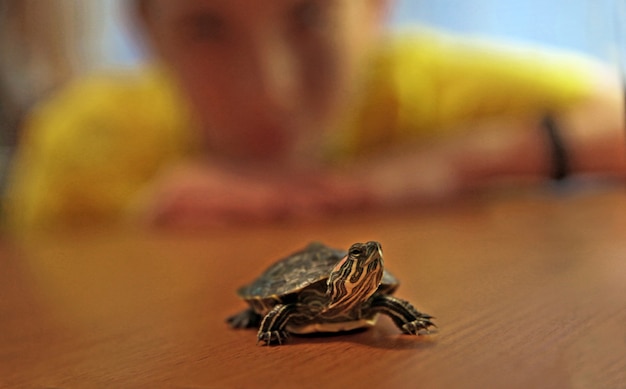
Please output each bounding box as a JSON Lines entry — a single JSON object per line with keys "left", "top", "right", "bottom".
{"left": 1, "top": 188, "right": 625, "bottom": 388}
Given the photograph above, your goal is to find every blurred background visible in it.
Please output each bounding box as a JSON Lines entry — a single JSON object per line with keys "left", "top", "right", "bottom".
{"left": 0, "top": 0, "right": 623, "bottom": 194}
{"left": 99, "top": 0, "right": 621, "bottom": 67}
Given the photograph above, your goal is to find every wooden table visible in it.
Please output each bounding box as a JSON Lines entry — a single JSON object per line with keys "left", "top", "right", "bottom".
{"left": 1, "top": 187, "right": 625, "bottom": 388}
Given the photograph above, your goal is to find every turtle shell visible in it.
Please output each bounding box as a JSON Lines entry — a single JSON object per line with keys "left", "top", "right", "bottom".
{"left": 237, "top": 242, "right": 399, "bottom": 300}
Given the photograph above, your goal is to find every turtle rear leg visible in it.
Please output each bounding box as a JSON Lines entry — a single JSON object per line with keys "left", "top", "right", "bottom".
{"left": 369, "top": 294, "right": 436, "bottom": 335}
{"left": 257, "top": 304, "right": 298, "bottom": 346}
{"left": 227, "top": 308, "right": 262, "bottom": 329}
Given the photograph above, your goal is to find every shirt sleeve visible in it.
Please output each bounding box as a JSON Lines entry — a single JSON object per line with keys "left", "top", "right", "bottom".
{"left": 338, "top": 28, "right": 598, "bottom": 156}
{"left": 390, "top": 28, "right": 596, "bottom": 136}
{"left": 4, "top": 69, "right": 192, "bottom": 230}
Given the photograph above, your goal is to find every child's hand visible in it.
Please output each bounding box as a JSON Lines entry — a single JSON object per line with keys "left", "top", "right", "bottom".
{"left": 133, "top": 161, "right": 372, "bottom": 229}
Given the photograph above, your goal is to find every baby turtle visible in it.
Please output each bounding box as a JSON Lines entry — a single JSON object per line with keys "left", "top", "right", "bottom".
{"left": 227, "top": 241, "right": 435, "bottom": 345}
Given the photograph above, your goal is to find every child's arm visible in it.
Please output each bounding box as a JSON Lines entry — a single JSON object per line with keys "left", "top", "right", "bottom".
{"left": 131, "top": 160, "right": 372, "bottom": 228}
{"left": 353, "top": 68, "right": 626, "bottom": 207}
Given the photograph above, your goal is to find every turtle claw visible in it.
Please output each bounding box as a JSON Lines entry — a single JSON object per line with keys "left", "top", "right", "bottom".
{"left": 257, "top": 330, "right": 290, "bottom": 346}
{"left": 402, "top": 317, "right": 437, "bottom": 335}
{"left": 369, "top": 294, "right": 437, "bottom": 336}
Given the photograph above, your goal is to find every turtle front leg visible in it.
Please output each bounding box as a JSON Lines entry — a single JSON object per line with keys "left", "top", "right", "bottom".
{"left": 369, "top": 294, "right": 436, "bottom": 335}
{"left": 257, "top": 304, "right": 298, "bottom": 346}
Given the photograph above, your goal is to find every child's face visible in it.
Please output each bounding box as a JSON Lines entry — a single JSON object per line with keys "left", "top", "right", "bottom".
{"left": 140, "top": 0, "right": 389, "bottom": 162}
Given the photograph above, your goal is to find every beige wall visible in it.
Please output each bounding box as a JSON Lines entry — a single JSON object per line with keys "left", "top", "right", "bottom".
{"left": 0, "top": 0, "right": 104, "bottom": 110}
{"left": 0, "top": 1, "right": 104, "bottom": 190}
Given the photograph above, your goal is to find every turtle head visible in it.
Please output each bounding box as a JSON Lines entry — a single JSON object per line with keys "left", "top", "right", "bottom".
{"left": 325, "top": 241, "right": 384, "bottom": 313}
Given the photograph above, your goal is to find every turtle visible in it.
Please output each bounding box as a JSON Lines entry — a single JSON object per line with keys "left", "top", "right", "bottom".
{"left": 227, "top": 241, "right": 436, "bottom": 345}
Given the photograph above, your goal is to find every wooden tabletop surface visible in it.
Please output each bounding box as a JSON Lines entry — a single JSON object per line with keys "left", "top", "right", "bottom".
{"left": 1, "top": 187, "right": 625, "bottom": 388}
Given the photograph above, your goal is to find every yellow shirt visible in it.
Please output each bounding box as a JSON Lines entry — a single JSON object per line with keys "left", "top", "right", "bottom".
{"left": 4, "top": 30, "right": 593, "bottom": 230}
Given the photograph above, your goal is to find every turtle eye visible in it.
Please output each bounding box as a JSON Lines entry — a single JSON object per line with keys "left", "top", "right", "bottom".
{"left": 348, "top": 247, "right": 362, "bottom": 257}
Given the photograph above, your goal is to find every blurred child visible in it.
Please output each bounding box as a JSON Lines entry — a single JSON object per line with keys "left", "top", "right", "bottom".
{"left": 4, "top": 0, "right": 626, "bottom": 230}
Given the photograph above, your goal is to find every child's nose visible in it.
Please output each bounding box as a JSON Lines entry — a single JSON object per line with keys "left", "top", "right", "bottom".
{"left": 243, "top": 34, "right": 300, "bottom": 115}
